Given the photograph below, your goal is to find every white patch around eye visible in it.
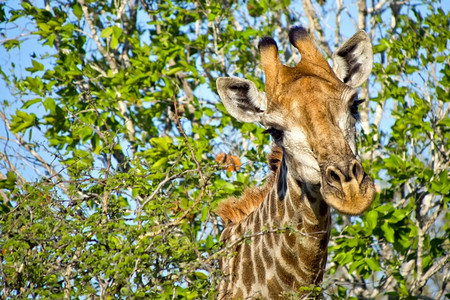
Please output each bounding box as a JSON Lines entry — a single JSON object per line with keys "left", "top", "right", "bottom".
{"left": 347, "top": 130, "right": 358, "bottom": 156}
{"left": 337, "top": 111, "right": 349, "bottom": 133}
{"left": 337, "top": 110, "right": 358, "bottom": 156}
{"left": 283, "top": 128, "right": 321, "bottom": 184}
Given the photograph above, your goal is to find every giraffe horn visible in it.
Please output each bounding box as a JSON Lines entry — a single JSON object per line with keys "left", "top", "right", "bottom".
{"left": 258, "top": 37, "right": 281, "bottom": 99}
{"left": 289, "top": 26, "right": 331, "bottom": 72}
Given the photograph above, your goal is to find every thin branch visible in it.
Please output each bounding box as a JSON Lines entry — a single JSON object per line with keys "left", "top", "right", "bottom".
{"left": 0, "top": 32, "right": 34, "bottom": 45}
{"left": 435, "top": 272, "right": 448, "bottom": 300}
{"left": 173, "top": 95, "right": 205, "bottom": 184}
{"left": 367, "top": 0, "right": 390, "bottom": 14}
{"left": 335, "top": 0, "right": 343, "bottom": 46}
{"left": 140, "top": 170, "right": 196, "bottom": 210}
{"left": 356, "top": 0, "right": 372, "bottom": 135}
{"left": 137, "top": 96, "right": 209, "bottom": 241}
{"left": 411, "top": 253, "right": 450, "bottom": 294}
{"left": 302, "top": 0, "right": 332, "bottom": 57}
{"left": 0, "top": 111, "right": 68, "bottom": 194}
{"left": 78, "top": 0, "right": 136, "bottom": 156}
{"left": 78, "top": 0, "right": 118, "bottom": 72}
{"left": 137, "top": 184, "right": 206, "bottom": 240}
{"left": 0, "top": 149, "right": 26, "bottom": 186}
{"left": 0, "top": 172, "right": 10, "bottom": 203}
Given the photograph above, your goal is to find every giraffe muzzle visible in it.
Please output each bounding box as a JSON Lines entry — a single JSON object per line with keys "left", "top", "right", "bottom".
{"left": 321, "top": 160, "right": 375, "bottom": 215}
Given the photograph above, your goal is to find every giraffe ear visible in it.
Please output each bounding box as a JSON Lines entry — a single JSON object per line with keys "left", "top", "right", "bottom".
{"left": 216, "top": 77, "right": 267, "bottom": 123}
{"left": 332, "top": 30, "right": 373, "bottom": 88}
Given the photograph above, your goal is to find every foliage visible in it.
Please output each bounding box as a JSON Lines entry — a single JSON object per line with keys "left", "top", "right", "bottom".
{"left": 328, "top": 2, "right": 449, "bottom": 298}
{"left": 0, "top": 0, "right": 448, "bottom": 299}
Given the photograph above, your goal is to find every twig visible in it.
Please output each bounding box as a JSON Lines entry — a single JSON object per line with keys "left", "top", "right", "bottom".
{"left": 78, "top": 0, "right": 136, "bottom": 155}
{"left": 137, "top": 96, "right": 209, "bottom": 241}
{"left": 140, "top": 170, "right": 196, "bottom": 210}
{"left": 78, "top": 0, "right": 118, "bottom": 72}
{"left": 0, "top": 111, "right": 68, "bottom": 194}
{"left": 302, "top": 0, "right": 332, "bottom": 57}
{"left": 173, "top": 95, "right": 205, "bottom": 183}
{"left": 367, "top": 0, "right": 389, "bottom": 14}
{"left": 411, "top": 253, "right": 450, "bottom": 293}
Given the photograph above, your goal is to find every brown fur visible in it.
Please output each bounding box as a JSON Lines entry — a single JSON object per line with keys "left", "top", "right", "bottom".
{"left": 215, "top": 146, "right": 283, "bottom": 224}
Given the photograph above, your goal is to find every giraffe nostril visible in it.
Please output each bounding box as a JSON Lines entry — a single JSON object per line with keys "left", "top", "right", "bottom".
{"left": 352, "top": 163, "right": 358, "bottom": 179}
{"left": 350, "top": 160, "right": 364, "bottom": 184}
{"left": 326, "top": 166, "right": 344, "bottom": 190}
{"left": 329, "top": 170, "right": 340, "bottom": 183}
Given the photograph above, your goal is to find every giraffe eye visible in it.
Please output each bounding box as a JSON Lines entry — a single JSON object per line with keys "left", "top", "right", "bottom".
{"left": 263, "top": 127, "right": 284, "bottom": 143}
{"left": 350, "top": 98, "right": 365, "bottom": 119}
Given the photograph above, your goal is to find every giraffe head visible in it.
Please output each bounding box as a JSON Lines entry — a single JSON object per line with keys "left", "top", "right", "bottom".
{"left": 217, "top": 27, "right": 375, "bottom": 215}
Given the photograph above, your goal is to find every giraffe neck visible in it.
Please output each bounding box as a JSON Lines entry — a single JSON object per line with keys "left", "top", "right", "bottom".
{"left": 219, "top": 157, "right": 332, "bottom": 299}
{"left": 272, "top": 153, "right": 330, "bottom": 234}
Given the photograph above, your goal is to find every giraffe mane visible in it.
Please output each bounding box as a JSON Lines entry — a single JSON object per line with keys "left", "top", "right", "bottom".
{"left": 215, "top": 146, "right": 283, "bottom": 224}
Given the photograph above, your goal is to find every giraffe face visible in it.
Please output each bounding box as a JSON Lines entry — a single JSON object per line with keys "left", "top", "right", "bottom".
{"left": 261, "top": 76, "right": 359, "bottom": 186}
{"left": 217, "top": 27, "right": 375, "bottom": 215}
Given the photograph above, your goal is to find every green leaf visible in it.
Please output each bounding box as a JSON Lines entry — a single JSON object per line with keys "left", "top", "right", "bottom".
{"left": 101, "top": 27, "right": 114, "bottom": 38}
{"left": 205, "top": 235, "right": 214, "bottom": 249}
{"left": 373, "top": 38, "right": 390, "bottom": 53}
{"left": 200, "top": 206, "right": 208, "bottom": 222}
{"left": 112, "top": 26, "right": 123, "bottom": 39}
{"left": 111, "top": 37, "right": 118, "bottom": 49}
{"left": 0, "top": 171, "right": 16, "bottom": 190}
{"left": 150, "top": 136, "right": 173, "bottom": 151}
{"left": 22, "top": 98, "right": 42, "bottom": 109}
{"left": 151, "top": 157, "right": 168, "bottom": 171}
{"left": 384, "top": 155, "right": 403, "bottom": 169}
{"left": 194, "top": 271, "right": 208, "bottom": 280}
{"left": 72, "top": 2, "right": 82, "bottom": 20}
{"left": 25, "top": 60, "right": 45, "bottom": 73}
{"left": 366, "top": 257, "right": 380, "bottom": 271}
{"left": 10, "top": 110, "right": 38, "bottom": 133}
{"left": 348, "top": 259, "right": 365, "bottom": 274}
{"left": 365, "top": 210, "right": 378, "bottom": 231}
{"left": 381, "top": 222, "right": 395, "bottom": 243}
{"left": 3, "top": 39, "right": 20, "bottom": 50}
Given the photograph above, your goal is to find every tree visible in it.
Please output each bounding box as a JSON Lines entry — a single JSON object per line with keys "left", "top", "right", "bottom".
{"left": 0, "top": 0, "right": 448, "bottom": 299}
{"left": 326, "top": 3, "right": 449, "bottom": 298}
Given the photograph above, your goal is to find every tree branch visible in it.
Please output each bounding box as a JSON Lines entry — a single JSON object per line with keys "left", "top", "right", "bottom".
{"left": 0, "top": 111, "right": 68, "bottom": 194}
{"left": 137, "top": 96, "right": 209, "bottom": 241}
{"left": 78, "top": 0, "right": 137, "bottom": 157}
{"left": 173, "top": 95, "right": 204, "bottom": 184}
{"left": 411, "top": 253, "right": 450, "bottom": 294}
{"left": 140, "top": 170, "right": 195, "bottom": 211}
{"left": 302, "top": 0, "right": 332, "bottom": 57}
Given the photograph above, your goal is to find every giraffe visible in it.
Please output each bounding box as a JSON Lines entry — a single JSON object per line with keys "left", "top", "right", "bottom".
{"left": 215, "top": 27, "right": 375, "bottom": 299}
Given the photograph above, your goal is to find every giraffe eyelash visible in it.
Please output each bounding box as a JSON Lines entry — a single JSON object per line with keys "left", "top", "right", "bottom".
{"left": 350, "top": 98, "right": 365, "bottom": 120}
{"left": 263, "top": 127, "right": 284, "bottom": 142}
